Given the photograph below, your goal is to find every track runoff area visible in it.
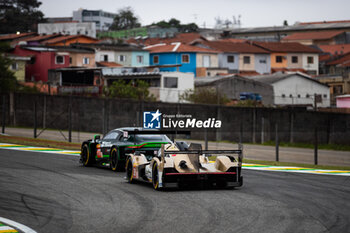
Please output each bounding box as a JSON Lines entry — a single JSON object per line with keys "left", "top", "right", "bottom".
{"left": 0, "top": 143, "right": 349, "bottom": 176}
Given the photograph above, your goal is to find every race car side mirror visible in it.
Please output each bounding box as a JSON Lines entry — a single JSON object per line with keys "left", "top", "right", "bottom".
{"left": 94, "top": 135, "right": 101, "bottom": 142}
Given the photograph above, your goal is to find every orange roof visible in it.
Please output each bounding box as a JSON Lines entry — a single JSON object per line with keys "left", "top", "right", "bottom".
{"left": 253, "top": 42, "right": 320, "bottom": 53}
{"left": 271, "top": 68, "right": 308, "bottom": 74}
{"left": 42, "top": 35, "right": 98, "bottom": 45}
{"left": 319, "top": 54, "right": 331, "bottom": 62}
{"left": 0, "top": 32, "right": 36, "bottom": 41}
{"left": 319, "top": 44, "right": 350, "bottom": 55}
{"left": 326, "top": 53, "right": 350, "bottom": 67}
{"left": 201, "top": 41, "right": 269, "bottom": 54}
{"left": 219, "top": 38, "right": 247, "bottom": 43}
{"left": 96, "top": 62, "right": 123, "bottom": 67}
{"left": 299, "top": 20, "right": 350, "bottom": 25}
{"left": 13, "top": 34, "right": 61, "bottom": 43}
{"left": 128, "top": 32, "right": 204, "bottom": 46}
{"left": 146, "top": 43, "right": 218, "bottom": 53}
{"left": 239, "top": 71, "right": 261, "bottom": 76}
{"left": 282, "top": 30, "right": 345, "bottom": 41}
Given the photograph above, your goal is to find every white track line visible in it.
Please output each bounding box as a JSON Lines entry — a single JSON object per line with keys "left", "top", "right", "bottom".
{"left": 0, "top": 217, "right": 37, "bottom": 233}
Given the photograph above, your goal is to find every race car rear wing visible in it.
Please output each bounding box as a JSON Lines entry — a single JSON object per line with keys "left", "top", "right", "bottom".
{"left": 163, "top": 150, "right": 243, "bottom": 163}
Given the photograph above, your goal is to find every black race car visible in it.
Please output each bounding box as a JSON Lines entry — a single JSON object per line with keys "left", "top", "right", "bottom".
{"left": 80, "top": 127, "right": 172, "bottom": 171}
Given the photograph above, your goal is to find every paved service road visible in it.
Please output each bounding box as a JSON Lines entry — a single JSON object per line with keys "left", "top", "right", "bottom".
{"left": 0, "top": 149, "right": 349, "bottom": 233}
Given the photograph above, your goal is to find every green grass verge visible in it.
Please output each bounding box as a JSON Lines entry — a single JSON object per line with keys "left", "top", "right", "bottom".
{"left": 243, "top": 159, "right": 350, "bottom": 171}
{"left": 0, "top": 135, "right": 81, "bottom": 150}
{"left": 261, "top": 141, "right": 350, "bottom": 151}
{"left": 210, "top": 139, "right": 350, "bottom": 152}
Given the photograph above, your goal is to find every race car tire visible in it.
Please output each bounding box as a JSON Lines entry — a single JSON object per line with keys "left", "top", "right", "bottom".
{"left": 152, "top": 162, "right": 161, "bottom": 190}
{"left": 110, "top": 147, "right": 120, "bottom": 171}
{"left": 81, "top": 143, "right": 94, "bottom": 166}
{"left": 125, "top": 157, "right": 134, "bottom": 183}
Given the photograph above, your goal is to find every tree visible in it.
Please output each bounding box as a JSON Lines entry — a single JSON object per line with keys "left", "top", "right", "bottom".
{"left": 105, "top": 80, "right": 155, "bottom": 101}
{"left": 0, "top": 0, "right": 45, "bottom": 34}
{"left": 152, "top": 18, "right": 199, "bottom": 32}
{"left": 0, "top": 42, "right": 16, "bottom": 93}
{"left": 109, "top": 7, "right": 141, "bottom": 30}
{"left": 180, "top": 88, "right": 230, "bottom": 105}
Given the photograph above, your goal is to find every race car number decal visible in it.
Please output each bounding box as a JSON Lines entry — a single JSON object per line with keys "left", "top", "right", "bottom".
{"left": 133, "top": 166, "right": 138, "bottom": 179}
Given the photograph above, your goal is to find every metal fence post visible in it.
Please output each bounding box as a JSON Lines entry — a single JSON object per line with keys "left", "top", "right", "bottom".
{"left": 2, "top": 95, "right": 6, "bottom": 134}
{"left": 275, "top": 123, "right": 279, "bottom": 162}
{"left": 314, "top": 127, "right": 318, "bottom": 165}
{"left": 204, "top": 128, "right": 208, "bottom": 150}
{"left": 68, "top": 96, "right": 72, "bottom": 143}
{"left": 34, "top": 100, "right": 37, "bottom": 138}
{"left": 261, "top": 117, "right": 264, "bottom": 144}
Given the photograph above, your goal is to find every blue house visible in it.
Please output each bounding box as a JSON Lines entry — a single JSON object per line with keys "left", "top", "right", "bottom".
{"left": 146, "top": 43, "right": 218, "bottom": 76}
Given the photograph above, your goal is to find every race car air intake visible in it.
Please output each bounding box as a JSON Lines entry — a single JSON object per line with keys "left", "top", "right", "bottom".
{"left": 179, "top": 160, "right": 187, "bottom": 169}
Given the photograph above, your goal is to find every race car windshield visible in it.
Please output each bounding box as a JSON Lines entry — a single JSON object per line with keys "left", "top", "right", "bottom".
{"left": 135, "top": 134, "right": 171, "bottom": 143}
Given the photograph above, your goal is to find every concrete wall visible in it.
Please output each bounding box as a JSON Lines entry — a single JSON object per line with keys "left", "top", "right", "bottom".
{"left": 10, "top": 60, "right": 26, "bottom": 82}
{"left": 196, "top": 77, "right": 274, "bottom": 106}
{"left": 159, "top": 72, "right": 194, "bottom": 103}
{"left": 302, "top": 53, "right": 319, "bottom": 75}
{"left": 196, "top": 53, "right": 218, "bottom": 68}
{"left": 1, "top": 93, "right": 349, "bottom": 144}
{"left": 95, "top": 50, "right": 115, "bottom": 62}
{"left": 239, "top": 54, "right": 255, "bottom": 71}
{"left": 287, "top": 53, "right": 303, "bottom": 69}
{"left": 131, "top": 51, "right": 150, "bottom": 67}
{"left": 254, "top": 54, "right": 271, "bottom": 74}
{"left": 114, "top": 51, "right": 132, "bottom": 66}
{"left": 218, "top": 53, "right": 239, "bottom": 72}
{"left": 273, "top": 75, "right": 330, "bottom": 107}
{"left": 38, "top": 22, "right": 96, "bottom": 38}
{"left": 70, "top": 53, "right": 95, "bottom": 68}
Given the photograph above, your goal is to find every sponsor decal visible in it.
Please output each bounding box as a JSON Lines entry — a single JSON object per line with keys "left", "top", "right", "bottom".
{"left": 143, "top": 110, "right": 222, "bottom": 129}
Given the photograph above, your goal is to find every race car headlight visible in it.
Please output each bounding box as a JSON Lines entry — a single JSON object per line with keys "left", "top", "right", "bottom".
{"left": 179, "top": 160, "right": 187, "bottom": 169}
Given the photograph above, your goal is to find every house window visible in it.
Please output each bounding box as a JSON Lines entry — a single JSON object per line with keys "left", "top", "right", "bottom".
{"left": 276, "top": 56, "right": 283, "bottom": 63}
{"left": 182, "top": 54, "right": 190, "bottom": 63}
{"left": 227, "top": 55, "right": 234, "bottom": 63}
{"left": 243, "top": 56, "right": 250, "bottom": 64}
{"left": 69, "top": 57, "right": 72, "bottom": 64}
{"left": 259, "top": 59, "right": 266, "bottom": 64}
{"left": 333, "top": 85, "right": 343, "bottom": 94}
{"left": 292, "top": 56, "right": 298, "bottom": 63}
{"left": 297, "top": 94, "right": 301, "bottom": 98}
{"left": 306, "top": 94, "right": 310, "bottom": 98}
{"left": 164, "top": 77, "right": 178, "bottom": 88}
{"left": 101, "top": 55, "right": 108, "bottom": 62}
{"left": 282, "top": 94, "right": 285, "bottom": 98}
{"left": 55, "top": 55, "right": 64, "bottom": 64}
{"left": 118, "top": 55, "right": 125, "bottom": 62}
{"left": 83, "top": 57, "right": 90, "bottom": 65}
{"left": 11, "top": 62, "right": 18, "bottom": 70}
{"left": 153, "top": 55, "right": 159, "bottom": 64}
{"left": 137, "top": 55, "right": 143, "bottom": 64}
{"left": 323, "top": 94, "right": 327, "bottom": 98}
{"left": 289, "top": 94, "right": 293, "bottom": 98}
{"left": 307, "top": 56, "right": 314, "bottom": 64}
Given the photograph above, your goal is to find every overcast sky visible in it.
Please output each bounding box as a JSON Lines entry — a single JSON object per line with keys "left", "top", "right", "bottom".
{"left": 39, "top": 0, "right": 350, "bottom": 28}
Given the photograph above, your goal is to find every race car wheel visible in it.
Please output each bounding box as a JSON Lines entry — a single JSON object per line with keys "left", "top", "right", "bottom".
{"left": 110, "top": 147, "right": 119, "bottom": 171}
{"left": 81, "top": 143, "right": 94, "bottom": 166}
{"left": 125, "top": 158, "right": 134, "bottom": 183}
{"left": 152, "top": 163, "right": 161, "bottom": 190}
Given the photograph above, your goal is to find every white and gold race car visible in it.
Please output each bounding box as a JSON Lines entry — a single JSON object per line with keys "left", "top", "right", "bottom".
{"left": 125, "top": 141, "right": 243, "bottom": 190}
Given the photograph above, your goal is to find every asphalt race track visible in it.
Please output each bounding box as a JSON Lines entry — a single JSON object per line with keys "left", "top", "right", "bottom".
{"left": 0, "top": 149, "right": 349, "bottom": 233}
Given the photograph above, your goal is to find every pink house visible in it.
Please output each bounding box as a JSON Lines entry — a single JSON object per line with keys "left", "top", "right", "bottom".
{"left": 12, "top": 46, "right": 70, "bottom": 82}
{"left": 336, "top": 95, "right": 350, "bottom": 108}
